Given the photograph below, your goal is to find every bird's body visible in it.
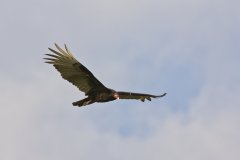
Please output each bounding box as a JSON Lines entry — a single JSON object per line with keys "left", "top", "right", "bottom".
{"left": 72, "top": 88, "right": 117, "bottom": 106}
{"left": 44, "top": 44, "right": 166, "bottom": 107}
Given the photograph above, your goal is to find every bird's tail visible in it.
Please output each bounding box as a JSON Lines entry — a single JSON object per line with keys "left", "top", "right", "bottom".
{"left": 72, "top": 98, "right": 94, "bottom": 107}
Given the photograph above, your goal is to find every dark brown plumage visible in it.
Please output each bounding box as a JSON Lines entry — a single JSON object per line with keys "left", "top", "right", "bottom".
{"left": 44, "top": 43, "right": 166, "bottom": 107}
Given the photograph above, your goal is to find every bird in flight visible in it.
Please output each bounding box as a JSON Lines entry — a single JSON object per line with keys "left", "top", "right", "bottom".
{"left": 44, "top": 44, "right": 166, "bottom": 107}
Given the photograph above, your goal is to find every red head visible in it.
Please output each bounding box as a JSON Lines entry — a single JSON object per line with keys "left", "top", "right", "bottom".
{"left": 113, "top": 92, "right": 119, "bottom": 100}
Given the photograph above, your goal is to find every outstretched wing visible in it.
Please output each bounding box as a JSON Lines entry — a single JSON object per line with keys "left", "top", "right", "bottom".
{"left": 44, "top": 43, "right": 107, "bottom": 95}
{"left": 117, "top": 92, "right": 166, "bottom": 102}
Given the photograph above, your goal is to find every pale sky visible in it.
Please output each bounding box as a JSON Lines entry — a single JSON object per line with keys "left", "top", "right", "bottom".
{"left": 1, "top": 0, "right": 240, "bottom": 160}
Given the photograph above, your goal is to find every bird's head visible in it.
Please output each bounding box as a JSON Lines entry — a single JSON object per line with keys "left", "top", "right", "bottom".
{"left": 109, "top": 89, "right": 119, "bottom": 100}
{"left": 113, "top": 92, "right": 120, "bottom": 100}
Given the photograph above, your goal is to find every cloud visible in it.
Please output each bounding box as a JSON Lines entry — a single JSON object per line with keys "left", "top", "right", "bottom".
{"left": 1, "top": 52, "right": 240, "bottom": 160}
{"left": 1, "top": 0, "right": 240, "bottom": 159}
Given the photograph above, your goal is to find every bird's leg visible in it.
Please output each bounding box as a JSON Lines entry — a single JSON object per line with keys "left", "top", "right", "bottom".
{"left": 72, "top": 97, "right": 94, "bottom": 107}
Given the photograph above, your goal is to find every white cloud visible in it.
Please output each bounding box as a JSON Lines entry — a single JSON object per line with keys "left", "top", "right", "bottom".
{"left": 0, "top": 0, "right": 240, "bottom": 159}
{"left": 1, "top": 57, "right": 240, "bottom": 160}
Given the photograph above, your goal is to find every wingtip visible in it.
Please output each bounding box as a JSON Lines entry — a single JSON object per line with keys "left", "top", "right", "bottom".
{"left": 64, "top": 43, "right": 70, "bottom": 53}
{"left": 157, "top": 93, "right": 167, "bottom": 98}
{"left": 48, "top": 47, "right": 54, "bottom": 52}
{"left": 54, "top": 43, "right": 60, "bottom": 49}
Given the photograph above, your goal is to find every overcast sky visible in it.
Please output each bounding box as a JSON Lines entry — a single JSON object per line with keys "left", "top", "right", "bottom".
{"left": 1, "top": 0, "right": 240, "bottom": 160}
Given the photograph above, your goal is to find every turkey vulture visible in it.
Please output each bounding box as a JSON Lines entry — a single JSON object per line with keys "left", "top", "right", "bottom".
{"left": 44, "top": 43, "right": 166, "bottom": 107}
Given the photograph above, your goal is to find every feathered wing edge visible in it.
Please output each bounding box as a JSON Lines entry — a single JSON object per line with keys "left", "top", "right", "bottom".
{"left": 118, "top": 92, "right": 167, "bottom": 102}
{"left": 43, "top": 43, "right": 107, "bottom": 95}
{"left": 44, "top": 43, "right": 75, "bottom": 64}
